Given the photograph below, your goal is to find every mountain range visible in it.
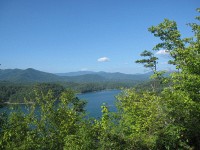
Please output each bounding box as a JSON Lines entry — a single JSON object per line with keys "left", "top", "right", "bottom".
{"left": 0, "top": 68, "right": 153, "bottom": 83}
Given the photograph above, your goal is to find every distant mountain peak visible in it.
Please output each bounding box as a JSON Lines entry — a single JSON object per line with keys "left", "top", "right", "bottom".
{"left": 26, "top": 68, "right": 35, "bottom": 70}
{"left": 0, "top": 68, "right": 154, "bottom": 83}
{"left": 55, "top": 71, "right": 96, "bottom": 76}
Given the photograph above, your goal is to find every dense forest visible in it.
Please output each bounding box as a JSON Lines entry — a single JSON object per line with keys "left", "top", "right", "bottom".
{"left": 0, "top": 9, "right": 200, "bottom": 149}
{"left": 0, "top": 81, "right": 139, "bottom": 104}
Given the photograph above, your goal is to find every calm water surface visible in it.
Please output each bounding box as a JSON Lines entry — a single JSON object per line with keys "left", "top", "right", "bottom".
{"left": 0, "top": 90, "right": 121, "bottom": 118}
{"left": 78, "top": 89, "right": 121, "bottom": 118}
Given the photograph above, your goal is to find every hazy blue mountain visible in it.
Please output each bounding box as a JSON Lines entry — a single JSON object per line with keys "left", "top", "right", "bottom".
{"left": 0, "top": 68, "right": 153, "bottom": 83}
{"left": 95, "top": 71, "right": 152, "bottom": 81}
{"left": 56, "top": 71, "right": 153, "bottom": 82}
{"left": 61, "top": 74, "right": 106, "bottom": 83}
{"left": 0, "top": 68, "right": 61, "bottom": 82}
{"left": 56, "top": 71, "right": 96, "bottom": 76}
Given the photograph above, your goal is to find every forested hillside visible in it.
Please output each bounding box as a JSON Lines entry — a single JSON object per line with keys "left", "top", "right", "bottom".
{"left": 0, "top": 81, "right": 137, "bottom": 103}
{"left": 0, "top": 69, "right": 152, "bottom": 103}
{"left": 0, "top": 68, "right": 61, "bottom": 82}
{"left": 0, "top": 68, "right": 151, "bottom": 83}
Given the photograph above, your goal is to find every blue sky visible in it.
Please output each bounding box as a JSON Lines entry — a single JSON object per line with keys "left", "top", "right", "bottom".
{"left": 0, "top": 0, "right": 199, "bottom": 74}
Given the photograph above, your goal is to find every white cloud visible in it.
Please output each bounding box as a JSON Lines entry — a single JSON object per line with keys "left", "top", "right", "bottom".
{"left": 80, "top": 68, "right": 88, "bottom": 71}
{"left": 156, "top": 50, "right": 169, "bottom": 55}
{"left": 97, "top": 57, "right": 110, "bottom": 62}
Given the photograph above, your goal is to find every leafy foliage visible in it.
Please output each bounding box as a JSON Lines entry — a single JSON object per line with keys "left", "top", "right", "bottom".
{"left": 0, "top": 89, "right": 86, "bottom": 149}
{"left": 116, "top": 89, "right": 191, "bottom": 149}
{"left": 135, "top": 50, "right": 158, "bottom": 72}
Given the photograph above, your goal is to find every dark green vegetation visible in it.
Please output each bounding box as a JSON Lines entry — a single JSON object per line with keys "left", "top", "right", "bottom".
{"left": 0, "top": 82, "right": 64, "bottom": 103}
{"left": 0, "top": 68, "right": 60, "bottom": 83}
{"left": 1, "top": 9, "right": 200, "bottom": 149}
{"left": 0, "top": 81, "right": 139, "bottom": 104}
{"left": 0, "top": 69, "right": 152, "bottom": 103}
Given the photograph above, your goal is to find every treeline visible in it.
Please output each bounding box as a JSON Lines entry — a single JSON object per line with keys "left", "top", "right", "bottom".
{"left": 0, "top": 81, "right": 32, "bottom": 103}
{"left": 0, "top": 9, "right": 200, "bottom": 149}
{"left": 0, "top": 81, "right": 137, "bottom": 103}
{"left": 0, "top": 82, "right": 64, "bottom": 103}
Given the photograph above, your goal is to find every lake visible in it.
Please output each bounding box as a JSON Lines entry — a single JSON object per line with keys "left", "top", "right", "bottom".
{"left": 0, "top": 89, "right": 121, "bottom": 118}
{"left": 78, "top": 89, "right": 121, "bottom": 118}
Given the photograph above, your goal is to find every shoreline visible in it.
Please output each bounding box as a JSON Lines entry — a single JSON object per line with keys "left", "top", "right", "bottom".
{"left": 0, "top": 102, "right": 34, "bottom": 105}
{"left": 76, "top": 89, "right": 120, "bottom": 95}
{"left": 1, "top": 89, "right": 121, "bottom": 105}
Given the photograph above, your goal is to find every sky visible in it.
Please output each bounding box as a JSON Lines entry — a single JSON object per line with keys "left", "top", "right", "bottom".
{"left": 0, "top": 0, "right": 199, "bottom": 74}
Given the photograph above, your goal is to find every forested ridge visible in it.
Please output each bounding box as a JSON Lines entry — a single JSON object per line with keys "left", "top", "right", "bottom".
{"left": 0, "top": 68, "right": 151, "bottom": 83}
{"left": 0, "top": 9, "right": 200, "bottom": 149}
{"left": 0, "top": 81, "right": 138, "bottom": 103}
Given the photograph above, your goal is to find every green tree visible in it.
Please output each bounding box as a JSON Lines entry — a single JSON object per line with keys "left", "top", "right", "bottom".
{"left": 147, "top": 8, "right": 200, "bottom": 148}
{"left": 135, "top": 50, "right": 158, "bottom": 73}
{"left": 135, "top": 50, "right": 167, "bottom": 91}
{"left": 143, "top": 8, "right": 200, "bottom": 149}
{"left": 116, "top": 89, "right": 191, "bottom": 149}
{"left": 114, "top": 8, "right": 200, "bottom": 149}
{"left": 0, "top": 89, "right": 86, "bottom": 149}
